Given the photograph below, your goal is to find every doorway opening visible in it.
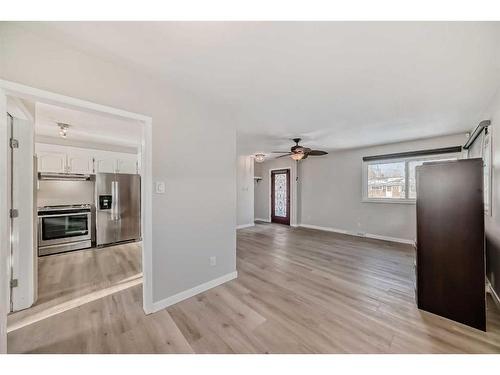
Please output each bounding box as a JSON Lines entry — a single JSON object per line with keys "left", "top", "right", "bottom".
{"left": 0, "top": 80, "right": 153, "bottom": 344}
{"left": 271, "top": 169, "right": 290, "bottom": 225}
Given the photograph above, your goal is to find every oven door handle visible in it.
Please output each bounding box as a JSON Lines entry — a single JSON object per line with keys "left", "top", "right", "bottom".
{"left": 38, "top": 212, "right": 90, "bottom": 218}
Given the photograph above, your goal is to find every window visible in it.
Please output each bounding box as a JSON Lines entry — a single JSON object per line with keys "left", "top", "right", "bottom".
{"left": 363, "top": 153, "right": 458, "bottom": 202}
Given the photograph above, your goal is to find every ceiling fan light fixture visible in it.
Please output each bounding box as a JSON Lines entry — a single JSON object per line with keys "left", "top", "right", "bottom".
{"left": 254, "top": 153, "right": 266, "bottom": 163}
{"left": 291, "top": 153, "right": 304, "bottom": 161}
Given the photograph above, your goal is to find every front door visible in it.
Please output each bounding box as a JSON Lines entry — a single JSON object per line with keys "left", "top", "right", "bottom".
{"left": 271, "top": 169, "right": 290, "bottom": 225}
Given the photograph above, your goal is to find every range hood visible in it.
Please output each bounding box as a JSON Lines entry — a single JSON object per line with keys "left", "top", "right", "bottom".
{"left": 38, "top": 172, "right": 92, "bottom": 181}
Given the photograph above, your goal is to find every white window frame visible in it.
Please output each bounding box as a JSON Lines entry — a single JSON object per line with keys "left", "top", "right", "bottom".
{"left": 362, "top": 153, "right": 459, "bottom": 204}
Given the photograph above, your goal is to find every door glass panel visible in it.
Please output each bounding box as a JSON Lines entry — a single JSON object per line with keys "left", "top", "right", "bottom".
{"left": 274, "top": 173, "right": 287, "bottom": 217}
{"left": 42, "top": 214, "right": 88, "bottom": 240}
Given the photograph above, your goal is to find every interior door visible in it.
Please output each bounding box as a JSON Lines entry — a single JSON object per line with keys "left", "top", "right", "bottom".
{"left": 9, "top": 115, "right": 37, "bottom": 311}
{"left": 271, "top": 169, "right": 290, "bottom": 225}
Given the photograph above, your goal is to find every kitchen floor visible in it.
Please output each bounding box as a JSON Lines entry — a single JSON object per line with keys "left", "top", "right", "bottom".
{"left": 7, "top": 242, "right": 142, "bottom": 333}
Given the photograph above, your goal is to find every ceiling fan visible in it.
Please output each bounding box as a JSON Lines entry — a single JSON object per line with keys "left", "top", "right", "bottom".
{"left": 273, "top": 138, "right": 328, "bottom": 160}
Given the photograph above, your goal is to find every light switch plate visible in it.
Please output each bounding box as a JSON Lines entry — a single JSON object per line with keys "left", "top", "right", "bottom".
{"left": 155, "top": 181, "right": 166, "bottom": 194}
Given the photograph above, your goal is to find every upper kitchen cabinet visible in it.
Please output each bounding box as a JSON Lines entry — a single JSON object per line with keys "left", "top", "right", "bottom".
{"left": 94, "top": 151, "right": 118, "bottom": 173}
{"left": 116, "top": 153, "right": 138, "bottom": 174}
{"left": 66, "top": 147, "right": 94, "bottom": 174}
{"left": 35, "top": 143, "right": 139, "bottom": 175}
{"left": 36, "top": 144, "right": 67, "bottom": 173}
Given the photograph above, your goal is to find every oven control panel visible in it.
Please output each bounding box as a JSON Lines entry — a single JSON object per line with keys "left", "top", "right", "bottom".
{"left": 99, "top": 195, "right": 112, "bottom": 210}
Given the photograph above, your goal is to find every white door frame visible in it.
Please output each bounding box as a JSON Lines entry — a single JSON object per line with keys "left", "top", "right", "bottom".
{"left": 0, "top": 81, "right": 154, "bottom": 338}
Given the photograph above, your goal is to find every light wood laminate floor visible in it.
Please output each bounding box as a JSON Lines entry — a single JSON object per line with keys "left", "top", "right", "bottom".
{"left": 7, "top": 242, "right": 142, "bottom": 334}
{"left": 8, "top": 224, "right": 500, "bottom": 353}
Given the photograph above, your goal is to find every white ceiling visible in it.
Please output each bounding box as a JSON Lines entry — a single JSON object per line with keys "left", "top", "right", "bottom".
{"left": 35, "top": 102, "right": 142, "bottom": 148}
{"left": 19, "top": 22, "right": 500, "bottom": 156}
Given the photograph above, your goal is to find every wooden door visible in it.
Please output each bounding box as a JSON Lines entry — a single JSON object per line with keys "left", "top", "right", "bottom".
{"left": 271, "top": 169, "right": 290, "bottom": 225}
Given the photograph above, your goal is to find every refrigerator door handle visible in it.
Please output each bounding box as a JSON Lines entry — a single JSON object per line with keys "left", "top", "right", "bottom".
{"left": 111, "top": 181, "right": 117, "bottom": 221}
{"left": 115, "top": 179, "right": 121, "bottom": 220}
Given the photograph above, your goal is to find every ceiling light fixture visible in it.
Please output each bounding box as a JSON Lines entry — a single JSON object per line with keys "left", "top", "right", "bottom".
{"left": 291, "top": 153, "right": 304, "bottom": 161}
{"left": 57, "top": 123, "right": 70, "bottom": 138}
{"left": 254, "top": 153, "right": 266, "bottom": 163}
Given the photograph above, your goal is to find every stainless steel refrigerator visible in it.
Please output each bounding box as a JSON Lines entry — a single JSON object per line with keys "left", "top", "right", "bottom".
{"left": 95, "top": 173, "right": 141, "bottom": 246}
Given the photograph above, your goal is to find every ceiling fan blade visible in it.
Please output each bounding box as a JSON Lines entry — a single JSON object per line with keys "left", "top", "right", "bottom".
{"left": 307, "top": 150, "right": 328, "bottom": 156}
{"left": 276, "top": 153, "right": 292, "bottom": 158}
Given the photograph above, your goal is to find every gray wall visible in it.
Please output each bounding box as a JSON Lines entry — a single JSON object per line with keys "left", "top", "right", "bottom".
{"left": 0, "top": 23, "right": 237, "bottom": 304}
{"left": 298, "top": 133, "right": 467, "bottom": 241}
{"left": 236, "top": 155, "right": 254, "bottom": 226}
{"left": 253, "top": 135, "right": 466, "bottom": 237}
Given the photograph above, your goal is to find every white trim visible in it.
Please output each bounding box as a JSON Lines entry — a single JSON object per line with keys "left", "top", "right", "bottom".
{"left": 0, "top": 80, "right": 151, "bottom": 122}
{"left": 487, "top": 278, "right": 500, "bottom": 309}
{"left": 0, "top": 80, "right": 154, "bottom": 316}
{"left": 362, "top": 198, "right": 416, "bottom": 205}
{"left": 7, "top": 96, "right": 34, "bottom": 122}
{"left": 236, "top": 223, "right": 255, "bottom": 230}
{"left": 151, "top": 271, "right": 238, "bottom": 313}
{"left": 299, "top": 223, "right": 415, "bottom": 245}
{"left": 254, "top": 218, "right": 271, "bottom": 222}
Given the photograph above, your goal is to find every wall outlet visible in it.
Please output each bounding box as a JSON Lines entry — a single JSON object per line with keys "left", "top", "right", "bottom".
{"left": 209, "top": 256, "right": 217, "bottom": 266}
{"left": 155, "top": 181, "right": 165, "bottom": 194}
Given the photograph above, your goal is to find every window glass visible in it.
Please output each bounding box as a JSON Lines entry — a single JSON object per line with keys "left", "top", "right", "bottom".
{"left": 367, "top": 161, "right": 405, "bottom": 199}
{"left": 365, "top": 154, "right": 458, "bottom": 201}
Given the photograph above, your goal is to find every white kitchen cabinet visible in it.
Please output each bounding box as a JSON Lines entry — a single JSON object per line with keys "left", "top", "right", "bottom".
{"left": 94, "top": 152, "right": 117, "bottom": 173}
{"left": 37, "top": 151, "right": 67, "bottom": 173}
{"left": 36, "top": 143, "right": 68, "bottom": 173}
{"left": 36, "top": 143, "right": 139, "bottom": 175}
{"left": 66, "top": 147, "right": 94, "bottom": 174}
{"left": 116, "top": 153, "right": 138, "bottom": 174}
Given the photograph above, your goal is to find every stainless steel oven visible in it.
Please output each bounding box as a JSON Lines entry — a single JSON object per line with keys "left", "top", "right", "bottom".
{"left": 37, "top": 204, "right": 92, "bottom": 256}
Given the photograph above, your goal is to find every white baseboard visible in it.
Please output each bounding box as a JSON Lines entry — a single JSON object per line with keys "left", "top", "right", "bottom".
{"left": 299, "top": 223, "right": 415, "bottom": 245}
{"left": 237, "top": 223, "right": 255, "bottom": 230}
{"left": 150, "top": 271, "right": 238, "bottom": 313}
{"left": 254, "top": 218, "right": 270, "bottom": 222}
{"left": 487, "top": 278, "right": 500, "bottom": 309}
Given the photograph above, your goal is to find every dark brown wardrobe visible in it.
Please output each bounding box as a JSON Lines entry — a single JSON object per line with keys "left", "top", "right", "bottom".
{"left": 416, "top": 158, "right": 486, "bottom": 331}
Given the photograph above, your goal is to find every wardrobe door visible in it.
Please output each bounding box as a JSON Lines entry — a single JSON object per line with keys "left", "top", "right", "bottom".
{"left": 416, "top": 158, "right": 485, "bottom": 331}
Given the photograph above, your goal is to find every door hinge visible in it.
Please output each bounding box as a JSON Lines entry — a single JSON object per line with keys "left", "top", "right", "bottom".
{"left": 10, "top": 208, "right": 19, "bottom": 218}
{"left": 10, "top": 279, "right": 18, "bottom": 288}
{"left": 10, "top": 138, "right": 19, "bottom": 149}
